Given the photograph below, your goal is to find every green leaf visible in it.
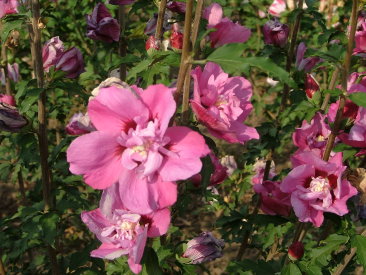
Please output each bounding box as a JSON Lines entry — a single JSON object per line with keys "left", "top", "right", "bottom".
{"left": 352, "top": 235, "right": 366, "bottom": 269}
{"left": 349, "top": 92, "right": 366, "bottom": 108}
{"left": 141, "top": 247, "right": 163, "bottom": 275}
{"left": 311, "top": 234, "right": 349, "bottom": 266}
{"left": 305, "top": 0, "right": 317, "bottom": 7}
{"left": 19, "top": 88, "right": 43, "bottom": 113}
{"left": 40, "top": 212, "right": 59, "bottom": 246}
{"left": 281, "top": 263, "right": 302, "bottom": 275}
{"left": 0, "top": 19, "right": 23, "bottom": 41}
{"left": 200, "top": 155, "right": 214, "bottom": 188}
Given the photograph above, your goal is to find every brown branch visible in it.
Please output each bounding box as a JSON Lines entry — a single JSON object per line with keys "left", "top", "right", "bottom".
{"left": 155, "top": 0, "right": 167, "bottom": 44}
{"left": 0, "top": 254, "right": 5, "bottom": 275}
{"left": 320, "top": 67, "right": 340, "bottom": 112}
{"left": 173, "top": 0, "right": 194, "bottom": 104}
{"left": 29, "top": 1, "right": 59, "bottom": 274}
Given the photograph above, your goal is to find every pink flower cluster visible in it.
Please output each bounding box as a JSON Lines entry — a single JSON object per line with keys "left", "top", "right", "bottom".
{"left": 67, "top": 83, "right": 209, "bottom": 273}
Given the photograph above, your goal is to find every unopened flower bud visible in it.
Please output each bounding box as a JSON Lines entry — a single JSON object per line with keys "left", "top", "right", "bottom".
{"left": 42, "top": 36, "right": 64, "bottom": 72}
{"left": 288, "top": 241, "right": 304, "bottom": 261}
{"left": 55, "top": 47, "right": 85, "bottom": 78}
{"left": 182, "top": 232, "right": 224, "bottom": 264}
{"left": 170, "top": 31, "right": 183, "bottom": 50}
{"left": 0, "top": 103, "right": 28, "bottom": 132}
{"left": 146, "top": 36, "right": 160, "bottom": 55}
{"left": 263, "top": 20, "right": 289, "bottom": 47}
{"left": 305, "top": 74, "right": 319, "bottom": 98}
{"left": 166, "top": 1, "right": 186, "bottom": 14}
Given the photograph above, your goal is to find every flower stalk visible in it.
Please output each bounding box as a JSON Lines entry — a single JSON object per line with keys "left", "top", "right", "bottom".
{"left": 155, "top": 0, "right": 168, "bottom": 44}
{"left": 29, "top": 0, "right": 59, "bottom": 273}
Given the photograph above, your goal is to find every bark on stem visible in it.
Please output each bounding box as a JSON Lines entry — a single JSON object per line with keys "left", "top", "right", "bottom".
{"left": 181, "top": 0, "right": 204, "bottom": 124}
{"left": 320, "top": 67, "right": 340, "bottom": 112}
{"left": 174, "top": 0, "right": 193, "bottom": 104}
{"left": 118, "top": 5, "right": 127, "bottom": 81}
{"left": 29, "top": 0, "right": 59, "bottom": 274}
{"left": 155, "top": 0, "right": 167, "bottom": 44}
{"left": 279, "top": 0, "right": 304, "bottom": 112}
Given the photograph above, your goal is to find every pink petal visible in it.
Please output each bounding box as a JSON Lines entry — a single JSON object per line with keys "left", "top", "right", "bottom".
{"left": 67, "top": 131, "right": 122, "bottom": 189}
{"left": 81, "top": 209, "right": 112, "bottom": 242}
{"left": 128, "top": 225, "right": 148, "bottom": 273}
{"left": 118, "top": 170, "right": 159, "bottom": 214}
{"left": 99, "top": 183, "right": 125, "bottom": 218}
{"left": 91, "top": 243, "right": 128, "bottom": 260}
{"left": 281, "top": 164, "right": 315, "bottom": 193}
{"left": 159, "top": 126, "right": 210, "bottom": 181}
{"left": 147, "top": 208, "right": 171, "bottom": 237}
{"left": 203, "top": 3, "right": 223, "bottom": 27}
{"left": 139, "top": 84, "right": 176, "bottom": 133}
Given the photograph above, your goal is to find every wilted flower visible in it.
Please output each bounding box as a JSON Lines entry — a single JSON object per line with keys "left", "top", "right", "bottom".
{"left": 191, "top": 62, "right": 259, "bottom": 144}
{"left": 220, "top": 155, "right": 237, "bottom": 176}
{"left": 269, "top": 0, "right": 286, "bottom": 17}
{"left": 305, "top": 74, "right": 319, "bottom": 99}
{"left": 183, "top": 232, "right": 224, "bottom": 264}
{"left": 0, "top": 0, "right": 18, "bottom": 19}
{"left": 293, "top": 113, "right": 331, "bottom": 152}
{"left": 55, "top": 47, "right": 85, "bottom": 78}
{"left": 82, "top": 183, "right": 171, "bottom": 274}
{"left": 262, "top": 20, "right": 289, "bottom": 47}
{"left": 0, "top": 64, "right": 19, "bottom": 85}
{"left": 203, "top": 3, "right": 251, "bottom": 48}
{"left": 66, "top": 113, "right": 96, "bottom": 135}
{"left": 296, "top": 42, "right": 323, "bottom": 72}
{"left": 0, "top": 94, "right": 16, "bottom": 106}
{"left": 67, "top": 83, "right": 209, "bottom": 214}
{"left": 91, "top": 77, "right": 131, "bottom": 99}
{"left": 0, "top": 103, "right": 28, "bottom": 132}
{"left": 107, "top": 0, "right": 135, "bottom": 4}
{"left": 288, "top": 242, "right": 304, "bottom": 261}
{"left": 166, "top": 1, "right": 186, "bottom": 14}
{"left": 42, "top": 36, "right": 65, "bottom": 72}
{"left": 281, "top": 151, "right": 357, "bottom": 227}
{"left": 254, "top": 180, "right": 292, "bottom": 216}
{"left": 87, "top": 3, "right": 120, "bottom": 43}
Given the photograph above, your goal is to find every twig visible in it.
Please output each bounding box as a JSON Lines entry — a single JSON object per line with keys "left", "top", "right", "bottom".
{"left": 279, "top": 0, "right": 304, "bottom": 112}
{"left": 155, "top": 0, "right": 168, "bottom": 44}
{"left": 29, "top": 1, "right": 59, "bottom": 274}
{"left": 181, "top": 0, "right": 204, "bottom": 124}
{"left": 173, "top": 0, "right": 193, "bottom": 104}
{"left": 320, "top": 67, "right": 340, "bottom": 112}
{"left": 118, "top": 5, "right": 127, "bottom": 81}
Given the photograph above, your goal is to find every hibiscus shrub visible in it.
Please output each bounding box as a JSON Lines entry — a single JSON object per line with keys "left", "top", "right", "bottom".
{"left": 1, "top": 0, "right": 366, "bottom": 274}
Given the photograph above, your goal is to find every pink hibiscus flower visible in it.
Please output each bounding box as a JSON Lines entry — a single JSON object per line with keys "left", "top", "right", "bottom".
{"left": 190, "top": 62, "right": 259, "bottom": 144}
{"left": 203, "top": 3, "right": 251, "bottom": 48}
{"left": 82, "top": 183, "right": 171, "bottom": 274}
{"left": 268, "top": 0, "right": 286, "bottom": 17}
{"left": 293, "top": 112, "right": 331, "bottom": 152}
{"left": 281, "top": 151, "right": 357, "bottom": 227}
{"left": 67, "top": 84, "right": 209, "bottom": 214}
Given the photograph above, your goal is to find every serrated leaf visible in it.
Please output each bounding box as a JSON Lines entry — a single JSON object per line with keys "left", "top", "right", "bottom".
{"left": 352, "top": 235, "right": 366, "bottom": 269}
{"left": 0, "top": 19, "right": 23, "bottom": 41}
{"left": 40, "top": 212, "right": 59, "bottom": 246}
{"left": 311, "top": 234, "right": 349, "bottom": 266}
{"left": 349, "top": 92, "right": 366, "bottom": 108}
{"left": 19, "top": 88, "right": 44, "bottom": 113}
{"left": 141, "top": 247, "right": 163, "bottom": 275}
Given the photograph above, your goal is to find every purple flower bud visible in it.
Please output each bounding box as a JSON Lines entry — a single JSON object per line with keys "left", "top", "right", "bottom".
{"left": 166, "top": 1, "right": 186, "bottom": 14}
{"left": 66, "top": 113, "right": 95, "bottom": 135}
{"left": 55, "top": 47, "right": 85, "bottom": 78}
{"left": 0, "top": 103, "right": 27, "bottom": 132}
{"left": 7, "top": 63, "right": 19, "bottom": 83}
{"left": 144, "top": 13, "right": 171, "bottom": 36}
{"left": 107, "top": 0, "right": 135, "bottom": 5}
{"left": 182, "top": 232, "right": 224, "bottom": 264}
{"left": 288, "top": 242, "right": 304, "bottom": 261}
{"left": 87, "top": 3, "right": 120, "bottom": 43}
{"left": 262, "top": 20, "right": 289, "bottom": 47}
{"left": 42, "top": 36, "right": 64, "bottom": 72}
